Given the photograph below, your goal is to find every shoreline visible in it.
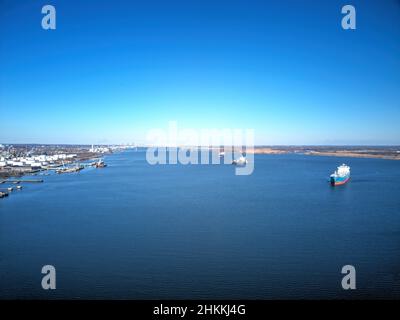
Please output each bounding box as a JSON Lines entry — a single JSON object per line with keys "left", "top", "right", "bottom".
{"left": 0, "top": 155, "right": 100, "bottom": 180}
{"left": 245, "top": 147, "right": 400, "bottom": 160}
{"left": 1, "top": 144, "right": 400, "bottom": 181}
{"left": 302, "top": 151, "right": 400, "bottom": 160}
{"left": 0, "top": 144, "right": 131, "bottom": 180}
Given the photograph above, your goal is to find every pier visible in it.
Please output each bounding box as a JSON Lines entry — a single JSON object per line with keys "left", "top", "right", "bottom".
{"left": 1, "top": 179, "right": 44, "bottom": 184}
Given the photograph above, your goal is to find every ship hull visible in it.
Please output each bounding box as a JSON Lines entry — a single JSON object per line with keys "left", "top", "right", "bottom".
{"left": 330, "top": 174, "right": 350, "bottom": 186}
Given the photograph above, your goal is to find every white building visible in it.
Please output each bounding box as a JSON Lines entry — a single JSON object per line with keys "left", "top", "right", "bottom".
{"left": 30, "top": 163, "right": 42, "bottom": 169}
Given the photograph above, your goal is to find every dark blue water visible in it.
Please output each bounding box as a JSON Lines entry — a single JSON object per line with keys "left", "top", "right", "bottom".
{"left": 1, "top": 151, "right": 400, "bottom": 299}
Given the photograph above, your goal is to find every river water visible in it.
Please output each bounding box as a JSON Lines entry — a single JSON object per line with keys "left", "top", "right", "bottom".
{"left": 1, "top": 150, "right": 399, "bottom": 299}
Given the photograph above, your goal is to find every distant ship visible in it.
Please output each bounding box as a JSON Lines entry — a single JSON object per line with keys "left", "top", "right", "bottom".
{"left": 95, "top": 159, "right": 107, "bottom": 168}
{"left": 232, "top": 155, "right": 248, "bottom": 166}
{"left": 56, "top": 164, "right": 84, "bottom": 174}
{"left": 90, "top": 159, "right": 107, "bottom": 168}
{"left": 330, "top": 164, "right": 350, "bottom": 186}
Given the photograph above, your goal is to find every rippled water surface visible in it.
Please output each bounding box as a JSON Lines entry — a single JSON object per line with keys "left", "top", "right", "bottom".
{"left": 1, "top": 151, "right": 399, "bottom": 299}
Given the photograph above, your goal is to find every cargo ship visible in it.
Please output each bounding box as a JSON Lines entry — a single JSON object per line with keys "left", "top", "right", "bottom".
{"left": 330, "top": 164, "right": 350, "bottom": 186}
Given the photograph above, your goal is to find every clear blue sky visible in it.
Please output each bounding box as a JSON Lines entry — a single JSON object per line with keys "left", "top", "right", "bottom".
{"left": 0, "top": 0, "right": 399, "bottom": 145}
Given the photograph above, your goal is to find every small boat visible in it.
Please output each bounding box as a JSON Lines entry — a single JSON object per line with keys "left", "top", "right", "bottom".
{"left": 330, "top": 164, "right": 350, "bottom": 186}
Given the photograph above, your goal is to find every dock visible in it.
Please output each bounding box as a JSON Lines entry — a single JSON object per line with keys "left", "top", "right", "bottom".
{"left": 2, "top": 179, "right": 44, "bottom": 184}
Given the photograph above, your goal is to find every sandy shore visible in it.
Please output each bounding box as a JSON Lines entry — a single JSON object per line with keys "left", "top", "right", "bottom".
{"left": 245, "top": 147, "right": 289, "bottom": 154}
{"left": 206, "top": 146, "right": 400, "bottom": 160}
{"left": 304, "top": 151, "right": 400, "bottom": 160}
{"left": 248, "top": 147, "right": 400, "bottom": 160}
{"left": 240, "top": 146, "right": 400, "bottom": 160}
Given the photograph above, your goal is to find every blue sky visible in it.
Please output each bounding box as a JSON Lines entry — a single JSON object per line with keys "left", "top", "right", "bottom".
{"left": 0, "top": 0, "right": 399, "bottom": 145}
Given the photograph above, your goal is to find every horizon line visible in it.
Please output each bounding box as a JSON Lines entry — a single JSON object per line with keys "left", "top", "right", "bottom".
{"left": 1, "top": 143, "right": 400, "bottom": 148}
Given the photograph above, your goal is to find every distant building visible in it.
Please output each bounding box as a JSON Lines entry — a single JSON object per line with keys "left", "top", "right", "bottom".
{"left": 89, "top": 144, "right": 110, "bottom": 153}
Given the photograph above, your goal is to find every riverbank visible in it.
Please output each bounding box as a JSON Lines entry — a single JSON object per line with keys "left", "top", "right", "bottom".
{"left": 246, "top": 146, "right": 400, "bottom": 160}
{"left": 0, "top": 154, "right": 97, "bottom": 179}
{"left": 0, "top": 144, "right": 128, "bottom": 179}
{"left": 304, "top": 150, "right": 400, "bottom": 160}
